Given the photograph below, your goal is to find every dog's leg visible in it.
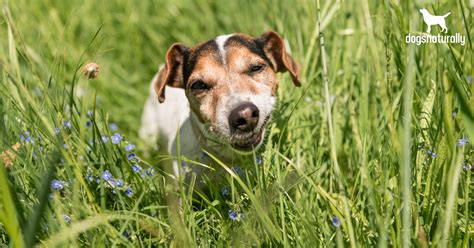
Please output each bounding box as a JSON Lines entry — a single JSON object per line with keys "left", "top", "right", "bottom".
{"left": 441, "top": 22, "right": 448, "bottom": 33}
{"left": 426, "top": 25, "right": 431, "bottom": 33}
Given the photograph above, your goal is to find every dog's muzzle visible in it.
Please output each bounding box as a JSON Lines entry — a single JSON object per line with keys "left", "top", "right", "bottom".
{"left": 228, "top": 102, "right": 264, "bottom": 151}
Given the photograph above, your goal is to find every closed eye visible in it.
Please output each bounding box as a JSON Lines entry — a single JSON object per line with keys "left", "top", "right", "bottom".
{"left": 249, "top": 64, "right": 265, "bottom": 74}
{"left": 189, "top": 80, "right": 211, "bottom": 91}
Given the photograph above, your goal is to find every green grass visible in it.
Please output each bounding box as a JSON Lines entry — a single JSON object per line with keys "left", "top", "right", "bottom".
{"left": 0, "top": 0, "right": 473, "bottom": 246}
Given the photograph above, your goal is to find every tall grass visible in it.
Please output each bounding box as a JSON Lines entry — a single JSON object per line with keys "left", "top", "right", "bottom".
{"left": 0, "top": 0, "right": 473, "bottom": 246}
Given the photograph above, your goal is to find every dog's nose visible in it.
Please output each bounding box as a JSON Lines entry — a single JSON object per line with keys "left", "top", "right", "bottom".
{"left": 229, "top": 102, "right": 259, "bottom": 132}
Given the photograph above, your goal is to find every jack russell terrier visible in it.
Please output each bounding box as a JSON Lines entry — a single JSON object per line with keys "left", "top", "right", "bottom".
{"left": 140, "top": 31, "right": 300, "bottom": 191}
{"left": 419, "top": 8, "right": 451, "bottom": 33}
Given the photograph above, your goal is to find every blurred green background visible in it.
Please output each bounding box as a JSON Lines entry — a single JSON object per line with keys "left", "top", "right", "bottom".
{"left": 0, "top": 0, "right": 473, "bottom": 246}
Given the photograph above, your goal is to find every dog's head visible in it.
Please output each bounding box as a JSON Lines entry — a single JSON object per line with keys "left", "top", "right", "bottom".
{"left": 153, "top": 31, "right": 300, "bottom": 153}
{"left": 419, "top": 8, "right": 428, "bottom": 15}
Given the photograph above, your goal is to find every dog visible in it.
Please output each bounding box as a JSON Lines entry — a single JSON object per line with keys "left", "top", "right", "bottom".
{"left": 419, "top": 8, "right": 451, "bottom": 33}
{"left": 139, "top": 31, "right": 300, "bottom": 191}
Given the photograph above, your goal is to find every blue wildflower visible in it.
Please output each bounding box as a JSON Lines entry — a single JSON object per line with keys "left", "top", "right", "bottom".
{"left": 109, "top": 123, "right": 118, "bottom": 131}
{"left": 86, "top": 120, "right": 93, "bottom": 127}
{"left": 331, "top": 216, "right": 341, "bottom": 227}
{"left": 127, "top": 153, "right": 137, "bottom": 161}
{"left": 131, "top": 164, "right": 141, "bottom": 173}
{"left": 111, "top": 133, "right": 122, "bottom": 145}
{"left": 463, "top": 163, "right": 472, "bottom": 171}
{"left": 125, "top": 144, "right": 135, "bottom": 152}
{"left": 87, "top": 111, "right": 93, "bottom": 117}
{"left": 221, "top": 186, "right": 231, "bottom": 196}
{"left": 112, "top": 179, "right": 124, "bottom": 187}
{"left": 146, "top": 167, "right": 155, "bottom": 177}
{"left": 86, "top": 174, "right": 94, "bottom": 182}
{"left": 63, "top": 120, "right": 72, "bottom": 129}
{"left": 101, "top": 135, "right": 109, "bottom": 143}
{"left": 458, "top": 137, "right": 468, "bottom": 147}
{"left": 232, "top": 166, "right": 245, "bottom": 178}
{"left": 229, "top": 209, "right": 239, "bottom": 220}
{"left": 122, "top": 230, "right": 130, "bottom": 238}
{"left": 125, "top": 187, "right": 134, "bottom": 196}
{"left": 20, "top": 134, "right": 25, "bottom": 142}
{"left": 256, "top": 155, "right": 263, "bottom": 165}
{"left": 63, "top": 214, "right": 71, "bottom": 224}
{"left": 102, "top": 170, "right": 112, "bottom": 181}
{"left": 63, "top": 143, "right": 67, "bottom": 150}
{"left": 51, "top": 179, "right": 64, "bottom": 190}
{"left": 467, "top": 75, "right": 472, "bottom": 84}
{"left": 54, "top": 127, "right": 60, "bottom": 135}
{"left": 427, "top": 150, "right": 437, "bottom": 158}
{"left": 25, "top": 136, "right": 33, "bottom": 144}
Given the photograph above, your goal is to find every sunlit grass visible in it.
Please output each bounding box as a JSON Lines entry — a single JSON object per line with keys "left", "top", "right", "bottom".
{"left": 0, "top": 0, "right": 473, "bottom": 246}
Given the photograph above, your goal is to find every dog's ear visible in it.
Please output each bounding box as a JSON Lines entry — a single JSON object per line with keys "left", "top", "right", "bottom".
{"left": 153, "top": 43, "right": 189, "bottom": 103}
{"left": 257, "top": 31, "right": 301, "bottom": 86}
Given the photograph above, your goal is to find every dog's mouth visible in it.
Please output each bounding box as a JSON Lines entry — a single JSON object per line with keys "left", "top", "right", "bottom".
{"left": 231, "top": 129, "right": 264, "bottom": 152}
{"left": 229, "top": 116, "right": 269, "bottom": 152}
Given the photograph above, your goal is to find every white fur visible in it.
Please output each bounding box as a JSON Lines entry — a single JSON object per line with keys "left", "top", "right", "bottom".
{"left": 214, "top": 34, "right": 233, "bottom": 66}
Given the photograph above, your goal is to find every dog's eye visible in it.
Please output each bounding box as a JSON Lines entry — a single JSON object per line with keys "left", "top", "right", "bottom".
{"left": 190, "top": 80, "right": 210, "bottom": 91}
{"left": 249, "top": 64, "right": 264, "bottom": 74}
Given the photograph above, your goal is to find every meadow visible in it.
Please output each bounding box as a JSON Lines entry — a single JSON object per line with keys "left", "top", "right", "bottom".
{"left": 0, "top": 0, "right": 473, "bottom": 246}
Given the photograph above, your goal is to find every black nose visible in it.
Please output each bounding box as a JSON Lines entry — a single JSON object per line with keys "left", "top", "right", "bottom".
{"left": 229, "top": 102, "right": 259, "bottom": 132}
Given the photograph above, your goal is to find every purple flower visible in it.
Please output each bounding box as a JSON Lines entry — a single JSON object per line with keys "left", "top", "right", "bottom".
{"left": 125, "top": 187, "right": 134, "bottom": 196}
{"left": 111, "top": 133, "right": 122, "bottom": 145}
{"left": 131, "top": 164, "right": 141, "bottom": 173}
{"left": 221, "top": 186, "right": 231, "bottom": 196}
{"left": 86, "top": 120, "right": 93, "bottom": 127}
{"left": 51, "top": 179, "right": 64, "bottom": 190}
{"left": 63, "top": 143, "right": 68, "bottom": 149}
{"left": 463, "top": 163, "right": 472, "bottom": 171}
{"left": 331, "top": 216, "right": 341, "bottom": 227}
{"left": 458, "top": 137, "right": 468, "bottom": 147}
{"left": 125, "top": 144, "right": 135, "bottom": 152}
{"left": 127, "top": 153, "right": 137, "bottom": 161}
{"left": 467, "top": 75, "right": 472, "bottom": 84}
{"left": 102, "top": 170, "right": 112, "bottom": 181}
{"left": 109, "top": 123, "right": 118, "bottom": 131}
{"left": 54, "top": 127, "right": 60, "bottom": 135}
{"left": 101, "top": 135, "right": 109, "bottom": 143}
{"left": 63, "top": 120, "right": 72, "bottom": 129}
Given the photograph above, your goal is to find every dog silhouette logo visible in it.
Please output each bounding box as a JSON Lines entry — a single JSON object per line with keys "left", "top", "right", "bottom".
{"left": 419, "top": 9, "right": 451, "bottom": 33}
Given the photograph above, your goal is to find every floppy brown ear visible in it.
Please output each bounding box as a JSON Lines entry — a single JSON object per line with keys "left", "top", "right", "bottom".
{"left": 257, "top": 31, "right": 301, "bottom": 86}
{"left": 153, "top": 43, "right": 189, "bottom": 103}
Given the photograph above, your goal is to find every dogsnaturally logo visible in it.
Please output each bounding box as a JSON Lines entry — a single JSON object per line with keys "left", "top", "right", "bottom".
{"left": 405, "top": 8, "right": 465, "bottom": 46}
